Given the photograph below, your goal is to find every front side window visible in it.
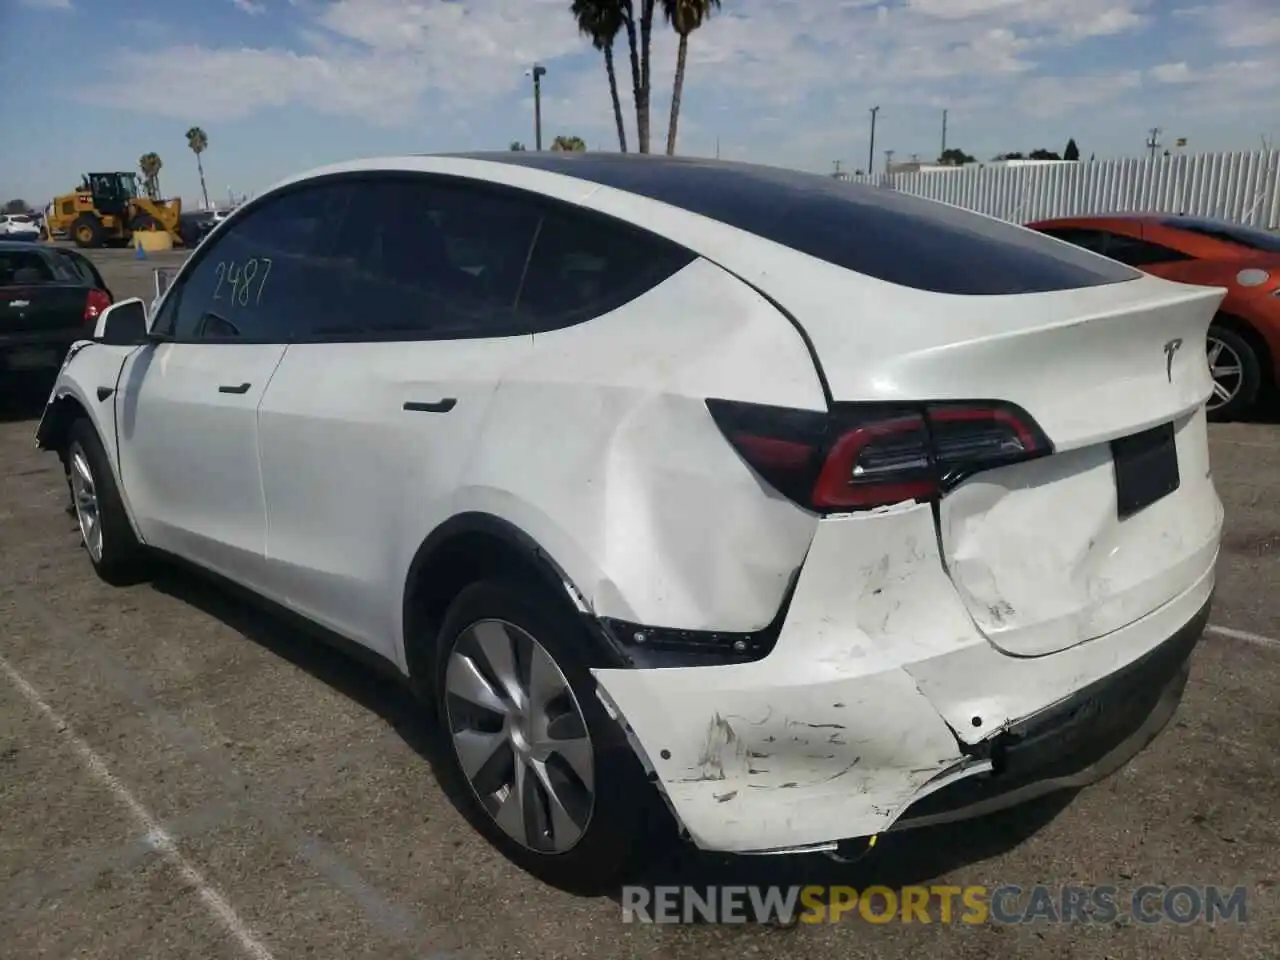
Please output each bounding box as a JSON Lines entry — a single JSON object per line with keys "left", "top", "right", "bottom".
{"left": 161, "top": 184, "right": 347, "bottom": 342}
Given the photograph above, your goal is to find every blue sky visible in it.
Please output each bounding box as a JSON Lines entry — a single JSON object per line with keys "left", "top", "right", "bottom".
{"left": 2, "top": 0, "right": 1277, "bottom": 208}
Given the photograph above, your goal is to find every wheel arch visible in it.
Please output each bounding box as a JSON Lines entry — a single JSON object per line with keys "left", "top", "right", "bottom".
{"left": 1214, "top": 311, "right": 1275, "bottom": 386}
{"left": 36, "top": 389, "right": 91, "bottom": 457}
{"left": 400, "top": 512, "right": 629, "bottom": 692}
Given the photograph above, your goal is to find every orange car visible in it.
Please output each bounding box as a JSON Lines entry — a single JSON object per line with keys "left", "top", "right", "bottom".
{"left": 1027, "top": 214, "right": 1280, "bottom": 420}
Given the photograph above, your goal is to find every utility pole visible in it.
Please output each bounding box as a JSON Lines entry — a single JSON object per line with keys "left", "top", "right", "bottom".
{"left": 715, "top": 136, "right": 720, "bottom": 159}
{"left": 1146, "top": 126, "right": 1161, "bottom": 160}
{"left": 941, "top": 109, "right": 948, "bottom": 158}
{"left": 531, "top": 64, "right": 547, "bottom": 151}
{"left": 833, "top": 159, "right": 842, "bottom": 177}
{"left": 868, "top": 106, "right": 880, "bottom": 176}
{"left": 884, "top": 149, "right": 895, "bottom": 174}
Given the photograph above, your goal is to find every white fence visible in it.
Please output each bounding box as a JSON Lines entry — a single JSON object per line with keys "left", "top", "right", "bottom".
{"left": 850, "top": 150, "right": 1280, "bottom": 229}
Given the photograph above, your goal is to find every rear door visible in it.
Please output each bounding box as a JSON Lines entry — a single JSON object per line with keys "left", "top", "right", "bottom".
{"left": 255, "top": 174, "right": 542, "bottom": 658}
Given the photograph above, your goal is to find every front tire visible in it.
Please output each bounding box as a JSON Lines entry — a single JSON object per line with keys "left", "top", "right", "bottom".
{"left": 65, "top": 419, "right": 149, "bottom": 585}
{"left": 428, "top": 579, "right": 655, "bottom": 893}
{"left": 1205, "top": 324, "right": 1262, "bottom": 422}
{"left": 71, "top": 214, "right": 103, "bottom": 249}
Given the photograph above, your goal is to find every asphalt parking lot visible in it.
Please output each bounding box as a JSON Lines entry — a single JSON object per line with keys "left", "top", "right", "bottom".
{"left": 2, "top": 247, "right": 1278, "bottom": 959}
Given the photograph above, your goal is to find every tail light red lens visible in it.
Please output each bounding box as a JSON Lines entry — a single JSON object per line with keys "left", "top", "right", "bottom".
{"left": 706, "top": 398, "right": 1052, "bottom": 513}
{"left": 84, "top": 288, "right": 112, "bottom": 323}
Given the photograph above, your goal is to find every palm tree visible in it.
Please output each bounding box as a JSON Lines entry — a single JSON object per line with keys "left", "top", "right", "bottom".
{"left": 138, "top": 152, "right": 163, "bottom": 200}
{"left": 661, "top": 0, "right": 719, "bottom": 155}
{"left": 572, "top": 0, "right": 628, "bottom": 152}
{"left": 637, "top": 0, "right": 657, "bottom": 152}
{"left": 186, "top": 126, "right": 210, "bottom": 210}
{"left": 551, "top": 135, "right": 587, "bottom": 151}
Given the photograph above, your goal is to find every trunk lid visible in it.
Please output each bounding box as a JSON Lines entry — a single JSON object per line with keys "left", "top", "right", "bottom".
{"left": 0, "top": 284, "right": 91, "bottom": 335}
{"left": 759, "top": 268, "right": 1226, "bottom": 657}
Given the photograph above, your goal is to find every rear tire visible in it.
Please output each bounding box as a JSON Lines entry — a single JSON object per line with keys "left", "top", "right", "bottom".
{"left": 65, "top": 418, "right": 150, "bottom": 585}
{"left": 425, "top": 578, "right": 657, "bottom": 894}
{"left": 1205, "top": 323, "right": 1261, "bottom": 422}
{"left": 72, "top": 214, "right": 103, "bottom": 249}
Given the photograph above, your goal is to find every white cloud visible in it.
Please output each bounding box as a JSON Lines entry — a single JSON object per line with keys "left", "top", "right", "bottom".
{"left": 18, "top": 0, "right": 72, "bottom": 9}
{"left": 1150, "top": 62, "right": 1193, "bottom": 85}
{"left": 1017, "top": 71, "right": 1143, "bottom": 118}
{"left": 74, "top": 0, "right": 1280, "bottom": 165}
{"left": 232, "top": 0, "right": 267, "bottom": 15}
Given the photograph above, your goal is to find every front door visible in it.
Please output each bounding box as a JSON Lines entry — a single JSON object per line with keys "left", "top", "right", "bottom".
{"left": 114, "top": 184, "right": 333, "bottom": 587}
{"left": 115, "top": 340, "right": 285, "bottom": 582}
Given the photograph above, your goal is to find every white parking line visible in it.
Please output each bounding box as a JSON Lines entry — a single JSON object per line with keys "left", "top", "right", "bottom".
{"left": 1211, "top": 438, "right": 1280, "bottom": 450}
{"left": 1207, "top": 623, "right": 1280, "bottom": 651}
{"left": 0, "top": 653, "right": 276, "bottom": 960}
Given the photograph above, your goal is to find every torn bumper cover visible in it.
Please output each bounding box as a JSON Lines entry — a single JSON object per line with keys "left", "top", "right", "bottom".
{"left": 591, "top": 505, "right": 1217, "bottom": 855}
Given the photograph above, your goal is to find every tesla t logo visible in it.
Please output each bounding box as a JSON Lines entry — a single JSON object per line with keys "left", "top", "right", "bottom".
{"left": 1163, "top": 338, "right": 1183, "bottom": 382}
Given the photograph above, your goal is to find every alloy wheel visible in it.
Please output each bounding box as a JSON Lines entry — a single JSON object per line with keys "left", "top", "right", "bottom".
{"left": 68, "top": 443, "right": 103, "bottom": 562}
{"left": 444, "top": 619, "right": 595, "bottom": 853}
{"left": 1205, "top": 335, "right": 1243, "bottom": 412}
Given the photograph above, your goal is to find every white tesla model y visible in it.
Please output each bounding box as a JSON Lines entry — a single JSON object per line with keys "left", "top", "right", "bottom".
{"left": 37, "top": 153, "right": 1225, "bottom": 892}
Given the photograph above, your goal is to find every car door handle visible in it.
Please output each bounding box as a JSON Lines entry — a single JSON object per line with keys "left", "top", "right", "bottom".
{"left": 403, "top": 398, "right": 457, "bottom": 413}
{"left": 218, "top": 382, "right": 252, "bottom": 394}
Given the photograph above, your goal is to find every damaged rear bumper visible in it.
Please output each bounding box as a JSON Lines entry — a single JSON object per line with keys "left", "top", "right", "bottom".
{"left": 591, "top": 503, "right": 1217, "bottom": 855}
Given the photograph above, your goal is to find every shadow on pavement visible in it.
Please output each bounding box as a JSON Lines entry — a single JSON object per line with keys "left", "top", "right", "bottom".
{"left": 149, "top": 561, "right": 1076, "bottom": 920}
{"left": 0, "top": 376, "right": 53, "bottom": 424}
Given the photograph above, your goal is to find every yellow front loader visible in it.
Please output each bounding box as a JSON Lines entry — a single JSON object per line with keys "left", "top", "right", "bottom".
{"left": 45, "top": 172, "right": 183, "bottom": 248}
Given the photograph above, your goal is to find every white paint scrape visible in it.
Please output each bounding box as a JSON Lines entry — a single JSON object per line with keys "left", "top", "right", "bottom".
{"left": 0, "top": 653, "right": 276, "bottom": 960}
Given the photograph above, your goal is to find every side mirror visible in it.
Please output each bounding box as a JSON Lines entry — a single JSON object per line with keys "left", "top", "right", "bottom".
{"left": 94, "top": 298, "right": 149, "bottom": 345}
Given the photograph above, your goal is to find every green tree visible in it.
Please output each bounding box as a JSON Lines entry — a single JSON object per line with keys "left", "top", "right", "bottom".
{"left": 550, "top": 135, "right": 587, "bottom": 151}
{"left": 1064, "top": 137, "right": 1080, "bottom": 161}
{"left": 994, "top": 151, "right": 1025, "bottom": 160}
{"left": 938, "top": 147, "right": 975, "bottom": 166}
{"left": 509, "top": 140, "right": 528, "bottom": 151}
{"left": 661, "top": 0, "right": 719, "bottom": 155}
{"left": 186, "top": 126, "right": 211, "bottom": 210}
{"left": 572, "top": 0, "right": 629, "bottom": 152}
{"left": 1029, "top": 148, "right": 1062, "bottom": 160}
{"left": 139, "top": 152, "right": 163, "bottom": 200}
{"left": 2, "top": 198, "right": 29, "bottom": 214}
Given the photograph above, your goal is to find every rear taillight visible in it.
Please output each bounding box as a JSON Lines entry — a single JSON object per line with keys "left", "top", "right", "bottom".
{"left": 84, "top": 288, "right": 112, "bottom": 323}
{"left": 706, "top": 398, "right": 1052, "bottom": 513}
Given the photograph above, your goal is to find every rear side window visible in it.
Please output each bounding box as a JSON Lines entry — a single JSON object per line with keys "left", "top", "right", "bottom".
{"left": 517, "top": 208, "right": 694, "bottom": 329}
{"left": 1102, "top": 233, "right": 1192, "bottom": 267}
{"left": 307, "top": 177, "right": 543, "bottom": 340}
{"left": 475, "top": 153, "right": 1142, "bottom": 294}
{"left": 0, "top": 251, "right": 61, "bottom": 286}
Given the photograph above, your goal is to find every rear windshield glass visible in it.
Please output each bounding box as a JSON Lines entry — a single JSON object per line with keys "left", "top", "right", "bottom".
{"left": 0, "top": 251, "right": 62, "bottom": 286}
{"left": 468, "top": 153, "right": 1141, "bottom": 295}
{"left": 1164, "top": 218, "right": 1280, "bottom": 253}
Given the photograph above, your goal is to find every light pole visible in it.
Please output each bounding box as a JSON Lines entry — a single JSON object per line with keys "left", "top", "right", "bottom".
{"left": 530, "top": 64, "right": 547, "bottom": 151}
{"left": 868, "top": 106, "right": 880, "bottom": 176}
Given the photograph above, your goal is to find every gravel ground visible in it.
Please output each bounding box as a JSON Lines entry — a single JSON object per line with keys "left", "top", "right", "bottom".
{"left": 1, "top": 248, "right": 1277, "bottom": 959}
